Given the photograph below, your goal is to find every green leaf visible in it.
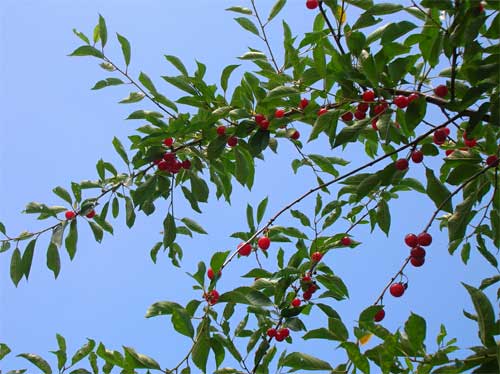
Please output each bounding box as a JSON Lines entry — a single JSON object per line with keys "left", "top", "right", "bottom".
{"left": 125, "top": 197, "right": 136, "bottom": 228}
{"left": 405, "top": 97, "right": 427, "bottom": 132}
{"left": 123, "top": 347, "right": 160, "bottom": 370}
{"left": 303, "top": 326, "right": 346, "bottom": 341}
{"left": 479, "top": 275, "right": 500, "bottom": 291}
{"left": 112, "top": 137, "right": 129, "bottom": 165}
{"left": 163, "top": 213, "right": 176, "bottom": 248}
{"left": 291, "top": 210, "right": 311, "bottom": 227}
{"left": 404, "top": 313, "right": 426, "bottom": 352}
{"left": 180, "top": 218, "right": 207, "bottom": 235}
{"left": 98, "top": 15, "right": 107, "bottom": 47}
{"left": 164, "top": 55, "right": 188, "bottom": 76}
{"left": 268, "top": 0, "right": 286, "bottom": 21}
{"left": 365, "top": 3, "right": 403, "bottom": 15}
{"left": 139, "top": 72, "right": 158, "bottom": 95}
{"left": 88, "top": 221, "right": 103, "bottom": 243}
{"left": 119, "top": 92, "right": 145, "bottom": 103}
{"left": 190, "top": 174, "right": 209, "bottom": 202}
{"left": 234, "top": 17, "right": 259, "bottom": 36}
{"left": 73, "top": 28, "right": 90, "bottom": 44}
{"left": 234, "top": 147, "right": 249, "bottom": 186}
{"left": 91, "top": 78, "right": 124, "bottom": 90}
{"left": 448, "top": 196, "right": 474, "bottom": 243}
{"left": 263, "top": 85, "right": 299, "bottom": 101}
{"left": 220, "top": 64, "right": 240, "bottom": 92}
{"left": 341, "top": 342, "right": 370, "bottom": 374}
{"left": 53, "top": 187, "right": 73, "bottom": 204}
{"left": 376, "top": 200, "right": 390, "bottom": 235}
{"left": 210, "top": 251, "right": 230, "bottom": 274}
{"left": 0, "top": 343, "right": 11, "bottom": 360}
{"left": 69, "top": 46, "right": 104, "bottom": 59}
{"left": 65, "top": 219, "right": 78, "bottom": 260}
{"left": 281, "top": 352, "right": 332, "bottom": 371}
{"left": 71, "top": 339, "right": 96, "bottom": 366}
{"left": 219, "top": 287, "right": 273, "bottom": 306}
{"left": 116, "top": 33, "right": 131, "bottom": 66}
{"left": 21, "top": 239, "right": 36, "bottom": 280}
{"left": 192, "top": 319, "right": 210, "bottom": 372}
{"left": 463, "top": 283, "right": 496, "bottom": 347}
{"left": 316, "top": 274, "right": 349, "bottom": 300}
{"left": 17, "top": 353, "right": 52, "bottom": 374}
{"left": 226, "top": 6, "right": 253, "bottom": 15}
{"left": 239, "top": 51, "right": 267, "bottom": 60}
{"left": 256, "top": 197, "right": 268, "bottom": 224}
{"left": 425, "top": 168, "right": 452, "bottom": 213}
{"left": 10, "top": 248, "right": 23, "bottom": 286}
{"left": 47, "top": 243, "right": 61, "bottom": 278}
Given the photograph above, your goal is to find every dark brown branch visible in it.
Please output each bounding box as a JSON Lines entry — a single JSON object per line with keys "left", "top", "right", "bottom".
{"left": 250, "top": 0, "right": 280, "bottom": 72}
{"left": 319, "top": 1, "right": 346, "bottom": 55}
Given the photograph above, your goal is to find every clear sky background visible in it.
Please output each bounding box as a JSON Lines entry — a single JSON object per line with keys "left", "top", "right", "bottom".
{"left": 0, "top": 1, "right": 497, "bottom": 372}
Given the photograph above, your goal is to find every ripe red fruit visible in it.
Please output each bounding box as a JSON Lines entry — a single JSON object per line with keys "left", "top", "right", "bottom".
{"left": 373, "top": 103, "right": 387, "bottom": 115}
{"left": 279, "top": 328, "right": 290, "bottom": 338}
{"left": 227, "top": 136, "right": 238, "bottom": 147}
{"left": 443, "top": 127, "right": 450, "bottom": 136}
{"left": 216, "top": 125, "right": 226, "bottom": 136}
{"left": 254, "top": 113, "right": 266, "bottom": 124}
{"left": 302, "top": 275, "right": 312, "bottom": 283}
{"left": 303, "top": 291, "right": 312, "bottom": 301}
{"left": 318, "top": 108, "right": 328, "bottom": 116}
{"left": 341, "top": 236, "right": 352, "bottom": 246}
{"left": 341, "top": 112, "right": 354, "bottom": 121}
{"left": 85, "top": 210, "right": 96, "bottom": 219}
{"left": 395, "top": 158, "right": 409, "bottom": 171}
{"left": 163, "top": 152, "right": 176, "bottom": 162}
{"left": 374, "top": 309, "right": 385, "bottom": 322}
{"left": 411, "top": 150, "right": 424, "bottom": 163}
{"left": 163, "top": 137, "right": 174, "bottom": 147}
{"left": 157, "top": 160, "right": 169, "bottom": 171}
{"left": 305, "top": 0, "right": 319, "bottom": 10}
{"left": 393, "top": 95, "right": 409, "bottom": 109}
{"left": 207, "top": 268, "right": 221, "bottom": 280}
{"left": 311, "top": 251, "right": 323, "bottom": 262}
{"left": 170, "top": 161, "right": 182, "bottom": 174}
{"left": 65, "top": 210, "right": 76, "bottom": 220}
{"left": 408, "top": 93, "right": 419, "bottom": 103}
{"left": 486, "top": 155, "right": 499, "bottom": 167}
{"left": 404, "top": 234, "right": 418, "bottom": 247}
{"left": 389, "top": 283, "right": 405, "bottom": 297}
{"left": 371, "top": 118, "right": 378, "bottom": 130}
{"left": 290, "top": 130, "right": 300, "bottom": 140}
{"left": 362, "top": 90, "right": 375, "bottom": 102}
{"left": 275, "top": 331, "right": 286, "bottom": 342}
{"left": 411, "top": 257, "right": 425, "bottom": 267}
{"left": 181, "top": 160, "right": 191, "bottom": 169}
{"left": 267, "top": 328, "right": 277, "bottom": 338}
{"left": 465, "top": 138, "right": 477, "bottom": 147}
{"left": 410, "top": 246, "right": 426, "bottom": 258}
{"left": 357, "top": 102, "right": 369, "bottom": 112}
{"left": 417, "top": 232, "right": 432, "bottom": 246}
{"left": 291, "top": 298, "right": 301, "bottom": 307}
{"left": 307, "top": 284, "right": 318, "bottom": 293}
{"left": 275, "top": 109, "right": 285, "bottom": 118}
{"left": 259, "top": 119, "right": 270, "bottom": 130}
{"left": 205, "top": 289, "right": 220, "bottom": 305}
{"left": 354, "top": 110, "right": 366, "bottom": 120}
{"left": 445, "top": 149, "right": 454, "bottom": 156}
{"left": 238, "top": 242, "right": 252, "bottom": 256}
{"left": 299, "top": 98, "right": 309, "bottom": 109}
{"left": 434, "top": 85, "right": 448, "bottom": 98}
{"left": 258, "top": 237, "right": 271, "bottom": 250}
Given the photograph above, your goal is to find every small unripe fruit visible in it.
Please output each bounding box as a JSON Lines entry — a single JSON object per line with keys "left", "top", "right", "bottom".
{"left": 291, "top": 298, "right": 301, "bottom": 307}
{"left": 299, "top": 98, "right": 309, "bottom": 109}
{"left": 374, "top": 309, "right": 385, "bottom": 322}
{"left": 434, "top": 85, "right": 448, "bottom": 98}
{"left": 290, "top": 130, "right": 300, "bottom": 140}
{"left": 410, "top": 246, "right": 426, "bottom": 258}
{"left": 362, "top": 90, "right": 375, "bottom": 102}
{"left": 395, "top": 158, "right": 409, "bottom": 171}
{"left": 411, "top": 150, "right": 424, "bottom": 163}
{"left": 417, "top": 232, "right": 432, "bottom": 246}
{"left": 404, "top": 234, "right": 418, "bottom": 247}
{"left": 163, "top": 137, "right": 174, "bottom": 147}
{"left": 258, "top": 236, "right": 271, "bottom": 250}
{"left": 341, "top": 112, "right": 354, "bottom": 122}
{"left": 311, "top": 251, "right": 323, "bottom": 262}
{"left": 65, "top": 211, "right": 76, "bottom": 220}
{"left": 354, "top": 110, "right": 366, "bottom": 120}
{"left": 340, "top": 236, "right": 352, "bottom": 246}
{"left": 227, "top": 136, "right": 238, "bottom": 147}
{"left": 357, "top": 102, "right": 369, "bottom": 112}
{"left": 238, "top": 242, "right": 252, "bottom": 256}
{"left": 305, "top": 0, "right": 319, "bottom": 9}
{"left": 216, "top": 125, "right": 226, "bottom": 136}
{"left": 267, "top": 328, "right": 277, "bottom": 338}
{"left": 181, "top": 160, "right": 191, "bottom": 169}
{"left": 85, "top": 210, "right": 96, "bottom": 219}
{"left": 275, "top": 109, "right": 285, "bottom": 118}
{"left": 393, "top": 95, "right": 409, "bottom": 109}
{"left": 389, "top": 283, "right": 405, "bottom": 297}
{"left": 318, "top": 108, "right": 328, "bottom": 116}
{"left": 408, "top": 93, "right": 419, "bottom": 103}
{"left": 411, "top": 257, "right": 425, "bottom": 267}
{"left": 486, "top": 155, "right": 499, "bottom": 167}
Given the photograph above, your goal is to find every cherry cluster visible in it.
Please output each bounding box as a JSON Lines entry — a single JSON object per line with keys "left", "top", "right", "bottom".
{"left": 153, "top": 138, "right": 192, "bottom": 173}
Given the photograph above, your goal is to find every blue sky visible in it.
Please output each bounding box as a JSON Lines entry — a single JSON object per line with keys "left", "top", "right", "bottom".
{"left": 0, "top": 1, "right": 497, "bottom": 372}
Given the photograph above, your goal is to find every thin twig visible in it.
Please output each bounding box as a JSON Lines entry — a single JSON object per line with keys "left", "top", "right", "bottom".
{"left": 250, "top": 0, "right": 280, "bottom": 72}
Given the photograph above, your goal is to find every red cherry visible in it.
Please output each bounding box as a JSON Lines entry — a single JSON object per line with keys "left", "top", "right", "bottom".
{"left": 302, "top": 275, "right": 312, "bottom": 283}
{"left": 311, "top": 251, "right": 323, "bottom": 262}
{"left": 181, "top": 160, "right": 191, "bottom": 169}
{"left": 404, "top": 234, "right": 418, "bottom": 247}
{"left": 374, "top": 309, "right": 385, "bottom": 322}
{"left": 357, "top": 102, "right": 369, "bottom": 112}
{"left": 169, "top": 161, "right": 182, "bottom": 174}
{"left": 340, "top": 236, "right": 352, "bottom": 246}
{"left": 275, "top": 331, "right": 286, "bottom": 342}
{"left": 411, "top": 257, "right": 425, "bottom": 267}
{"left": 85, "top": 210, "right": 96, "bottom": 219}
{"left": 238, "top": 242, "right": 252, "bottom": 256}
{"left": 216, "top": 125, "right": 226, "bottom": 136}
{"left": 341, "top": 112, "right": 354, "bottom": 121}
{"left": 267, "top": 328, "right": 277, "bottom": 338}
{"left": 207, "top": 268, "right": 215, "bottom": 280}
{"left": 318, "top": 108, "right": 328, "bottom": 116}
{"left": 290, "top": 130, "right": 300, "bottom": 140}
{"left": 307, "top": 284, "right": 318, "bottom": 293}
{"left": 479, "top": 2, "right": 485, "bottom": 12}
{"left": 354, "top": 110, "right": 366, "bottom": 120}
{"left": 153, "top": 159, "right": 162, "bottom": 165}
{"left": 163, "top": 137, "right": 174, "bottom": 147}
{"left": 275, "top": 109, "right": 285, "bottom": 118}
{"left": 303, "top": 291, "right": 312, "bottom": 301}
{"left": 305, "top": 0, "right": 319, "bottom": 10}
{"left": 257, "top": 236, "right": 271, "bottom": 250}
{"left": 163, "top": 152, "right": 176, "bottom": 162}
{"left": 417, "top": 232, "right": 432, "bottom": 246}
{"left": 157, "top": 160, "right": 169, "bottom": 171}
{"left": 371, "top": 118, "right": 378, "bottom": 130}
{"left": 395, "top": 158, "right": 409, "bottom": 171}
{"left": 445, "top": 149, "right": 454, "bottom": 156}
{"left": 411, "top": 150, "right": 424, "bottom": 163}
{"left": 465, "top": 138, "right": 477, "bottom": 147}
{"left": 434, "top": 85, "right": 448, "bottom": 98}
{"left": 434, "top": 129, "right": 447, "bottom": 142}
{"left": 259, "top": 119, "right": 270, "bottom": 130}
{"left": 254, "top": 114, "right": 266, "bottom": 124}
{"left": 299, "top": 98, "right": 309, "bottom": 109}
{"left": 443, "top": 127, "right": 450, "bottom": 136}
{"left": 486, "top": 155, "right": 499, "bottom": 167}
{"left": 410, "top": 246, "right": 426, "bottom": 258}
{"left": 205, "top": 289, "right": 219, "bottom": 305}
{"left": 65, "top": 210, "right": 76, "bottom": 220}
{"left": 291, "top": 298, "right": 301, "bottom": 307}
{"left": 393, "top": 95, "right": 409, "bottom": 109}
{"left": 389, "top": 283, "right": 405, "bottom": 297}
{"left": 408, "top": 93, "right": 419, "bottom": 103}
{"left": 227, "top": 136, "right": 238, "bottom": 147}
{"left": 362, "top": 90, "right": 375, "bottom": 102}
{"left": 373, "top": 104, "right": 387, "bottom": 115}
{"left": 279, "top": 328, "right": 290, "bottom": 338}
